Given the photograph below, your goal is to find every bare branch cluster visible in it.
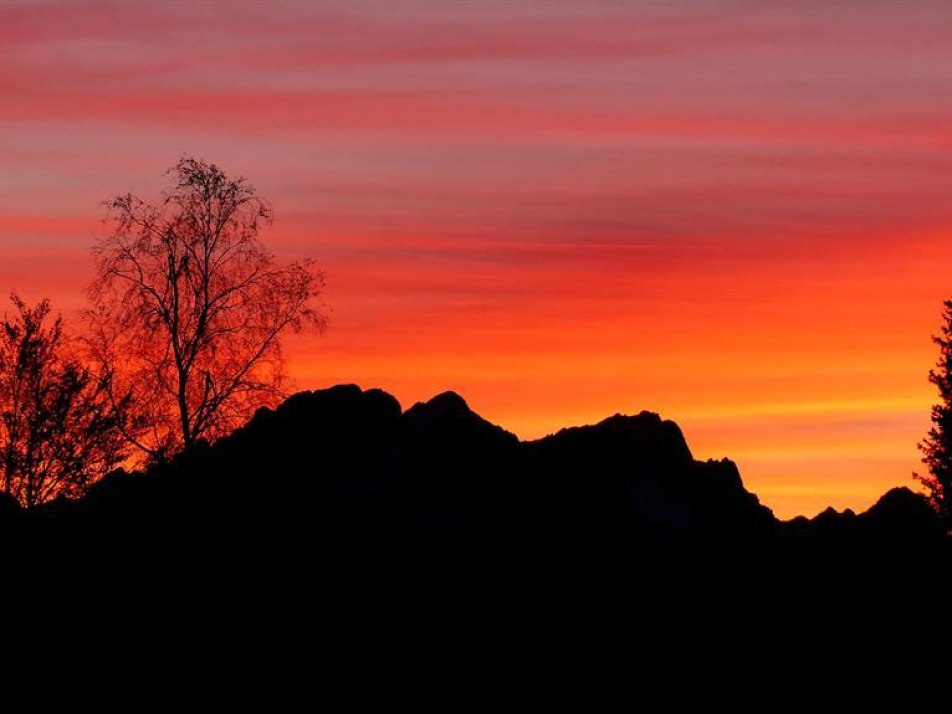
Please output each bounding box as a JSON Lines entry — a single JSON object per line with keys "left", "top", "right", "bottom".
{"left": 0, "top": 157, "right": 326, "bottom": 506}
{"left": 85, "top": 156, "right": 326, "bottom": 461}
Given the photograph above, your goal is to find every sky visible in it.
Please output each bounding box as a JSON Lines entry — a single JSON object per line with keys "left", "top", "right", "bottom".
{"left": 3, "top": 0, "right": 952, "bottom": 518}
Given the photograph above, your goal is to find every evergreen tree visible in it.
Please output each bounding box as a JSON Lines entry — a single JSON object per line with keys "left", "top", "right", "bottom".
{"left": 917, "top": 299, "right": 952, "bottom": 526}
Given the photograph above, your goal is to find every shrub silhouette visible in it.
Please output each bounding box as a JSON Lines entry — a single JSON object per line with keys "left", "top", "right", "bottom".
{"left": 0, "top": 295, "right": 127, "bottom": 506}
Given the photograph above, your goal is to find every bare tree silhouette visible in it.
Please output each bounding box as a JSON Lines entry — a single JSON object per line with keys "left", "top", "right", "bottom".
{"left": 0, "top": 295, "right": 127, "bottom": 506}
{"left": 86, "top": 157, "right": 326, "bottom": 461}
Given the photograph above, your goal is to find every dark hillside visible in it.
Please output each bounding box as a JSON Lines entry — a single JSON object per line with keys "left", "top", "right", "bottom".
{"left": 2, "top": 384, "right": 948, "bottom": 669}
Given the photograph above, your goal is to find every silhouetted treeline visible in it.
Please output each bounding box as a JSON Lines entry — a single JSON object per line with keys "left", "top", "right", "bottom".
{"left": 0, "top": 157, "right": 325, "bottom": 506}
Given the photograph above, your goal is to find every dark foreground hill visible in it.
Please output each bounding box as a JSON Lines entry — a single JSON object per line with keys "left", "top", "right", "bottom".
{"left": 2, "top": 384, "right": 950, "bottom": 678}
{"left": 6, "top": 383, "right": 940, "bottom": 544}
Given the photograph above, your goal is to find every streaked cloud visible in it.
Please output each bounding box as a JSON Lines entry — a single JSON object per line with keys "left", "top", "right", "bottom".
{"left": 2, "top": 0, "right": 951, "bottom": 516}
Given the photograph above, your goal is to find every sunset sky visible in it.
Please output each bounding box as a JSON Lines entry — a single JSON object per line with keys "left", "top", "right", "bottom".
{"left": 3, "top": 1, "right": 952, "bottom": 517}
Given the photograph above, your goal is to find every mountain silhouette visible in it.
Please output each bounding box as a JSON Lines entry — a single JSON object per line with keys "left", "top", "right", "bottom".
{"left": 2, "top": 383, "right": 942, "bottom": 545}
{"left": 2, "top": 384, "right": 949, "bottom": 670}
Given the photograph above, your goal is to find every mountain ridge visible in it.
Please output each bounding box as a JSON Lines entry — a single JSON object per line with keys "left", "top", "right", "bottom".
{"left": 0, "top": 383, "right": 937, "bottom": 541}
{"left": 2, "top": 383, "right": 948, "bottom": 667}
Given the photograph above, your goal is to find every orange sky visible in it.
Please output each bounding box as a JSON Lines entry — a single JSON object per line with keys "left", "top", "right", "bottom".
{"left": 3, "top": 1, "right": 952, "bottom": 518}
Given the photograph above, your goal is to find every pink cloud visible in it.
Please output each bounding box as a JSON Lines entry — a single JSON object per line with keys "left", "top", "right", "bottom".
{"left": 2, "top": 0, "right": 952, "bottom": 516}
